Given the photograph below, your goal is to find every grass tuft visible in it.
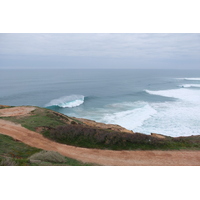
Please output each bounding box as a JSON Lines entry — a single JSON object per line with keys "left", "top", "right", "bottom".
{"left": 0, "top": 157, "right": 17, "bottom": 166}
{"left": 29, "top": 150, "right": 66, "bottom": 163}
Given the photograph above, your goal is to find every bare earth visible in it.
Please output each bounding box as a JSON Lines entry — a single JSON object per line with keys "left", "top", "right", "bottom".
{"left": 0, "top": 106, "right": 200, "bottom": 166}
{"left": 0, "top": 106, "right": 36, "bottom": 117}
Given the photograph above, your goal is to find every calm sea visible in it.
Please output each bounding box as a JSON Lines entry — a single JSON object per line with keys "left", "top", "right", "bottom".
{"left": 1, "top": 69, "right": 200, "bottom": 137}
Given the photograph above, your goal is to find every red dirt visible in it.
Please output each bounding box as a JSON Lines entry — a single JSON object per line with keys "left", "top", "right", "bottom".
{"left": 0, "top": 107, "right": 200, "bottom": 166}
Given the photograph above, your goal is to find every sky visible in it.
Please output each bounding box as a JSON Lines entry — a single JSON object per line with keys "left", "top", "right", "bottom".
{"left": 0, "top": 33, "right": 200, "bottom": 69}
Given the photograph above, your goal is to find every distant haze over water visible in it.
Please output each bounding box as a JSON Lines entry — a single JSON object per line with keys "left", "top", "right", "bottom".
{"left": 1, "top": 69, "right": 200, "bottom": 137}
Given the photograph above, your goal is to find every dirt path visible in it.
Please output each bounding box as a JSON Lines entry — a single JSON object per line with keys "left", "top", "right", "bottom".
{"left": 0, "top": 119, "right": 200, "bottom": 165}
{"left": 0, "top": 106, "right": 36, "bottom": 117}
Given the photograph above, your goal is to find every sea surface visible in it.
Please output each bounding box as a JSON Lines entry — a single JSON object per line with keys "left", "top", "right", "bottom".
{"left": 1, "top": 69, "right": 200, "bottom": 137}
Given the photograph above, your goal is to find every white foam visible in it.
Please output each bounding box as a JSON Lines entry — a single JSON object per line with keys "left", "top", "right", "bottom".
{"left": 131, "top": 88, "right": 200, "bottom": 136}
{"left": 64, "top": 97, "right": 200, "bottom": 137}
{"left": 101, "top": 102, "right": 157, "bottom": 131}
{"left": 53, "top": 90, "right": 200, "bottom": 137}
{"left": 45, "top": 95, "right": 84, "bottom": 108}
{"left": 184, "top": 78, "right": 200, "bottom": 81}
{"left": 146, "top": 88, "right": 200, "bottom": 103}
{"left": 179, "top": 84, "right": 200, "bottom": 88}
{"left": 134, "top": 101, "right": 200, "bottom": 136}
{"left": 102, "top": 100, "right": 200, "bottom": 136}
{"left": 101, "top": 90, "right": 200, "bottom": 136}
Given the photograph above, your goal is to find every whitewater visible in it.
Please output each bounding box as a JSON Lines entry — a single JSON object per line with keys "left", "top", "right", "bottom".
{"left": 45, "top": 95, "right": 84, "bottom": 108}
{"left": 1, "top": 69, "right": 200, "bottom": 137}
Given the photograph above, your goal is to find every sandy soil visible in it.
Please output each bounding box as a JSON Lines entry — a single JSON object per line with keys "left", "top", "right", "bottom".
{"left": 0, "top": 106, "right": 36, "bottom": 117}
{"left": 0, "top": 107, "right": 200, "bottom": 166}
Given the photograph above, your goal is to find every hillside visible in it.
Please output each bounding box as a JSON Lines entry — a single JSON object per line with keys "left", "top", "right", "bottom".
{"left": 0, "top": 105, "right": 200, "bottom": 166}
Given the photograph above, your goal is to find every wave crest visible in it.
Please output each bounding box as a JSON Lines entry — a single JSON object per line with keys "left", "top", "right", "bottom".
{"left": 179, "top": 84, "right": 200, "bottom": 88}
{"left": 176, "top": 78, "right": 200, "bottom": 81}
{"left": 145, "top": 88, "right": 200, "bottom": 103}
{"left": 45, "top": 95, "right": 84, "bottom": 108}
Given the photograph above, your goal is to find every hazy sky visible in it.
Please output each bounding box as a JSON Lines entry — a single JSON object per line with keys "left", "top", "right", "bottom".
{"left": 0, "top": 33, "right": 200, "bottom": 69}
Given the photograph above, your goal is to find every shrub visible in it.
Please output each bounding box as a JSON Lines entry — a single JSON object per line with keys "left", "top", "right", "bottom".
{"left": 42, "top": 124, "right": 200, "bottom": 150}
{"left": 0, "top": 157, "right": 17, "bottom": 166}
{"left": 29, "top": 150, "right": 66, "bottom": 163}
{"left": 43, "top": 124, "right": 168, "bottom": 150}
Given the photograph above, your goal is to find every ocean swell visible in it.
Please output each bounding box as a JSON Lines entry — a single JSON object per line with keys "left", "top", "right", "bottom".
{"left": 45, "top": 95, "right": 84, "bottom": 108}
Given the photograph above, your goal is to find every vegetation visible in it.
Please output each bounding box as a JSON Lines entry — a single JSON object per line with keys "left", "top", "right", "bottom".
{"left": 0, "top": 157, "right": 17, "bottom": 166}
{"left": 42, "top": 124, "right": 200, "bottom": 150}
{"left": 0, "top": 105, "right": 13, "bottom": 109}
{"left": 1, "top": 106, "right": 200, "bottom": 151}
{"left": 0, "top": 134, "right": 95, "bottom": 166}
{"left": 1, "top": 108, "right": 69, "bottom": 131}
{"left": 29, "top": 150, "right": 66, "bottom": 163}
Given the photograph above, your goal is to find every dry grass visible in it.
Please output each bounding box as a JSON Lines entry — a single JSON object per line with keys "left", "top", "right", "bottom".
{"left": 29, "top": 150, "right": 66, "bottom": 163}
{"left": 0, "top": 157, "right": 17, "bottom": 166}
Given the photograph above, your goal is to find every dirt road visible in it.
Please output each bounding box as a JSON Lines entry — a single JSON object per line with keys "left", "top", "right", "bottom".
{"left": 0, "top": 106, "right": 200, "bottom": 166}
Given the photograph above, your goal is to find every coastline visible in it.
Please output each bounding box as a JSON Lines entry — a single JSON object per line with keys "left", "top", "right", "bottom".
{"left": 0, "top": 105, "right": 200, "bottom": 166}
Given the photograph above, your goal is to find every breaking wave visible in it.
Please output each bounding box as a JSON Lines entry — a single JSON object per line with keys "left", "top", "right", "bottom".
{"left": 179, "top": 84, "right": 200, "bottom": 88}
{"left": 45, "top": 95, "right": 84, "bottom": 108}
{"left": 183, "top": 78, "right": 200, "bottom": 81}
{"left": 101, "top": 102, "right": 157, "bottom": 131}
{"left": 176, "top": 78, "right": 200, "bottom": 81}
{"left": 141, "top": 87, "right": 200, "bottom": 136}
{"left": 145, "top": 88, "right": 200, "bottom": 103}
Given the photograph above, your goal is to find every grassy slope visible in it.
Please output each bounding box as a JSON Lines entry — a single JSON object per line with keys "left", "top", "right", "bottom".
{"left": 0, "top": 134, "right": 96, "bottom": 166}
{"left": 2, "top": 107, "right": 70, "bottom": 131}
{"left": 1, "top": 106, "right": 200, "bottom": 151}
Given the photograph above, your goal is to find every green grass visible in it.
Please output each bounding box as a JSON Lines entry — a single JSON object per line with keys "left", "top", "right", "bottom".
{"left": 0, "top": 134, "right": 41, "bottom": 159}
{"left": 1, "top": 107, "right": 68, "bottom": 131}
{"left": 1, "top": 106, "right": 200, "bottom": 151}
{"left": 1, "top": 107, "right": 83, "bottom": 131}
{"left": 0, "top": 133, "right": 41, "bottom": 166}
{"left": 0, "top": 105, "right": 13, "bottom": 109}
{"left": 0, "top": 134, "right": 96, "bottom": 166}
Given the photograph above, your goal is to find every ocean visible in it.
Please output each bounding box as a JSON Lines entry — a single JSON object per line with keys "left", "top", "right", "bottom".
{"left": 1, "top": 69, "right": 200, "bottom": 137}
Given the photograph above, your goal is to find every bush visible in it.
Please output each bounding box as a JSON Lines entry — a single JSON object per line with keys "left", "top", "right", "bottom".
{"left": 43, "top": 124, "right": 168, "bottom": 150}
{"left": 29, "top": 150, "right": 66, "bottom": 163}
{"left": 42, "top": 124, "right": 200, "bottom": 150}
{"left": 0, "top": 157, "right": 17, "bottom": 166}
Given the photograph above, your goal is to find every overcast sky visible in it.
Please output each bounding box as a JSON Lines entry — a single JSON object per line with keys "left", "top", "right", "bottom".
{"left": 0, "top": 33, "right": 200, "bottom": 69}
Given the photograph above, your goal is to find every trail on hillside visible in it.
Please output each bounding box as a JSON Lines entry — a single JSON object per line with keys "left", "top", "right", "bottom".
{"left": 0, "top": 107, "right": 200, "bottom": 166}
{"left": 0, "top": 106, "right": 36, "bottom": 117}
